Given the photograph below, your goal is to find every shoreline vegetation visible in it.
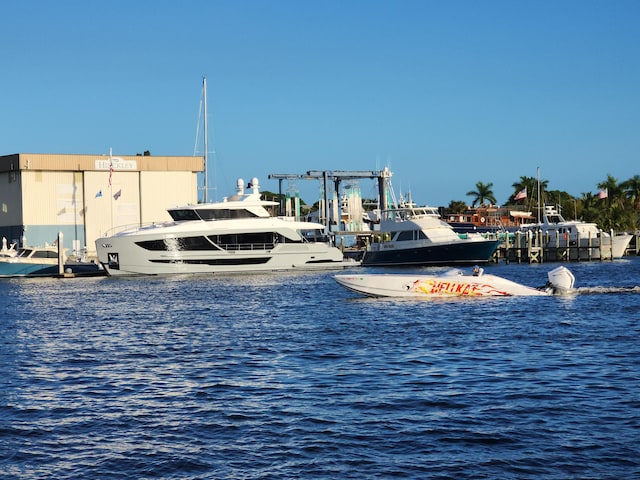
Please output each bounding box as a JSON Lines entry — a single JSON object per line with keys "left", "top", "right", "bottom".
{"left": 456, "top": 173, "right": 640, "bottom": 232}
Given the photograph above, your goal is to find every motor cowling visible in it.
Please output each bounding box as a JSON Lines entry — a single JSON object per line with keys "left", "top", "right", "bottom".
{"left": 547, "top": 266, "right": 575, "bottom": 293}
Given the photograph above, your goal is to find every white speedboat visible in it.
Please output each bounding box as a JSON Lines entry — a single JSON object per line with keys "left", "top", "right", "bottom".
{"left": 519, "top": 205, "right": 632, "bottom": 259}
{"left": 95, "top": 178, "right": 355, "bottom": 276}
{"left": 334, "top": 265, "right": 575, "bottom": 298}
{"left": 0, "top": 245, "right": 103, "bottom": 277}
{"left": 362, "top": 200, "right": 501, "bottom": 267}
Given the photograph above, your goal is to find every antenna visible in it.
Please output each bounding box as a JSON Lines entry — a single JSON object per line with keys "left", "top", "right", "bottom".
{"left": 203, "top": 76, "right": 208, "bottom": 203}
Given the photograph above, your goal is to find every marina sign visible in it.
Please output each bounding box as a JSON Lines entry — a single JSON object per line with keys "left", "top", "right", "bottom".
{"left": 95, "top": 158, "right": 138, "bottom": 171}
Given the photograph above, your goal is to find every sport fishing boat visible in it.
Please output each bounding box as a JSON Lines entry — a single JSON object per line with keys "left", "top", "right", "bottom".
{"left": 518, "top": 205, "right": 632, "bottom": 259}
{"left": 361, "top": 199, "right": 501, "bottom": 266}
{"left": 334, "top": 265, "right": 575, "bottom": 298}
{"left": 95, "top": 177, "right": 355, "bottom": 276}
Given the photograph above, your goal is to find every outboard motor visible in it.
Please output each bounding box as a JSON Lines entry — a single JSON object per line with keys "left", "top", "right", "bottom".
{"left": 547, "top": 266, "right": 575, "bottom": 294}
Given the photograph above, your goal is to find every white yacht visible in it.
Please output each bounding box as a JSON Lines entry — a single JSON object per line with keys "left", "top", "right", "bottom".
{"left": 95, "top": 178, "right": 354, "bottom": 276}
{"left": 362, "top": 200, "right": 501, "bottom": 267}
{"left": 519, "top": 205, "right": 632, "bottom": 259}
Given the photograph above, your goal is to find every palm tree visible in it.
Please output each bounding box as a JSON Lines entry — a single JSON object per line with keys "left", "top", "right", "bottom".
{"left": 466, "top": 181, "right": 496, "bottom": 207}
{"left": 511, "top": 176, "right": 538, "bottom": 195}
{"left": 597, "top": 174, "right": 625, "bottom": 210}
{"left": 579, "top": 192, "right": 600, "bottom": 222}
{"left": 621, "top": 174, "right": 640, "bottom": 210}
{"left": 509, "top": 176, "right": 549, "bottom": 219}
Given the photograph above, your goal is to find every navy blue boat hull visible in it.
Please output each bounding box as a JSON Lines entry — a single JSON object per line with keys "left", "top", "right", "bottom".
{"left": 362, "top": 240, "right": 501, "bottom": 266}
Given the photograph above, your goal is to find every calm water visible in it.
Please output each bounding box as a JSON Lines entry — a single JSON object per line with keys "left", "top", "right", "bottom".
{"left": 1, "top": 258, "right": 639, "bottom": 479}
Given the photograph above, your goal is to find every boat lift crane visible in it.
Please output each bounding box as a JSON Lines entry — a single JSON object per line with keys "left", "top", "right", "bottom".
{"left": 268, "top": 168, "right": 393, "bottom": 232}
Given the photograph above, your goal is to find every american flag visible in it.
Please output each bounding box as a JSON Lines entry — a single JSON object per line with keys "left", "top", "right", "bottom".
{"left": 514, "top": 188, "right": 527, "bottom": 200}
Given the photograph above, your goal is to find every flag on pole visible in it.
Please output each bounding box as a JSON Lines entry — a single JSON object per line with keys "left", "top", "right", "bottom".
{"left": 514, "top": 187, "right": 527, "bottom": 200}
{"left": 108, "top": 147, "right": 114, "bottom": 186}
{"left": 598, "top": 188, "right": 608, "bottom": 199}
{"left": 113, "top": 189, "right": 122, "bottom": 200}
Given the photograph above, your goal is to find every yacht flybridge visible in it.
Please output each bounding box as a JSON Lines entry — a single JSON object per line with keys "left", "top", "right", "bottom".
{"left": 95, "top": 178, "right": 354, "bottom": 276}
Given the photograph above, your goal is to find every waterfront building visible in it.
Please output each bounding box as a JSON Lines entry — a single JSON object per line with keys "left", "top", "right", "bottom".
{"left": 0, "top": 152, "right": 203, "bottom": 256}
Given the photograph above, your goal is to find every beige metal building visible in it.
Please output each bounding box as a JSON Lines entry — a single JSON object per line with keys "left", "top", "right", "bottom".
{"left": 0, "top": 153, "right": 204, "bottom": 256}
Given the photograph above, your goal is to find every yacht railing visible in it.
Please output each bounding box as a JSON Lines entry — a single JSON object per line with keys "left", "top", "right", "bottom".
{"left": 102, "top": 221, "right": 174, "bottom": 237}
{"left": 218, "top": 243, "right": 276, "bottom": 251}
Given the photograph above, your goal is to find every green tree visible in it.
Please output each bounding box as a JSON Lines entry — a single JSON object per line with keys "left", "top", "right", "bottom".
{"left": 621, "top": 174, "right": 640, "bottom": 211}
{"left": 545, "top": 190, "right": 578, "bottom": 220}
{"left": 466, "top": 181, "right": 496, "bottom": 207}
{"left": 597, "top": 174, "right": 624, "bottom": 209}
{"left": 508, "top": 175, "right": 549, "bottom": 207}
{"left": 446, "top": 200, "right": 468, "bottom": 214}
{"left": 579, "top": 192, "right": 599, "bottom": 222}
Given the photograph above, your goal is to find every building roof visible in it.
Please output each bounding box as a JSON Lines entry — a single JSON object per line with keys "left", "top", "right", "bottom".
{"left": 0, "top": 153, "right": 204, "bottom": 173}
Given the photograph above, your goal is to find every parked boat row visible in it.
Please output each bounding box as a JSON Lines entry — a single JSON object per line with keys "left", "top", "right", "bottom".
{"left": 445, "top": 204, "right": 631, "bottom": 260}
{"left": 90, "top": 173, "right": 634, "bottom": 277}
{"left": 4, "top": 174, "right": 630, "bottom": 279}
{"left": 92, "top": 176, "right": 507, "bottom": 276}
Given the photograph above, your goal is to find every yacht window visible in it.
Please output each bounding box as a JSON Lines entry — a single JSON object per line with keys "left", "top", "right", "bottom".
{"left": 136, "top": 236, "right": 214, "bottom": 251}
{"left": 396, "top": 231, "right": 415, "bottom": 242}
{"left": 31, "top": 250, "right": 59, "bottom": 259}
{"left": 168, "top": 209, "right": 201, "bottom": 221}
{"left": 208, "top": 232, "right": 276, "bottom": 250}
{"left": 302, "top": 230, "right": 329, "bottom": 243}
{"left": 197, "top": 208, "right": 259, "bottom": 220}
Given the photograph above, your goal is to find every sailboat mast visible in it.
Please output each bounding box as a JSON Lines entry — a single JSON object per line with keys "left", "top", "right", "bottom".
{"left": 537, "top": 166, "right": 541, "bottom": 223}
{"left": 203, "top": 76, "right": 209, "bottom": 203}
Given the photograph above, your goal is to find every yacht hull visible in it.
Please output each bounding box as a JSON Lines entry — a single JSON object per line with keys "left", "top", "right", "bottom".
{"left": 96, "top": 235, "right": 351, "bottom": 276}
{"left": 541, "top": 233, "right": 631, "bottom": 260}
{"left": 361, "top": 239, "right": 500, "bottom": 266}
{"left": 0, "top": 260, "right": 104, "bottom": 278}
{"left": 0, "top": 262, "right": 56, "bottom": 277}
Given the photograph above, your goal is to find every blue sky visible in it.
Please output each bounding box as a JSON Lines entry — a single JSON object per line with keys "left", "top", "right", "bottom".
{"left": 2, "top": 0, "right": 638, "bottom": 206}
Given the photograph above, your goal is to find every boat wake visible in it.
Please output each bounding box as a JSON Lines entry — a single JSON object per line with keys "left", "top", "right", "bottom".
{"left": 574, "top": 286, "right": 640, "bottom": 295}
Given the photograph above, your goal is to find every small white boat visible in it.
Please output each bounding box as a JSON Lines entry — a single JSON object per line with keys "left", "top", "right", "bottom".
{"left": 0, "top": 245, "right": 104, "bottom": 278}
{"left": 334, "top": 265, "right": 575, "bottom": 298}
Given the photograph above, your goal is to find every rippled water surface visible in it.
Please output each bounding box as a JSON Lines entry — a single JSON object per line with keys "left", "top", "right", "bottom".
{"left": 2, "top": 258, "right": 640, "bottom": 479}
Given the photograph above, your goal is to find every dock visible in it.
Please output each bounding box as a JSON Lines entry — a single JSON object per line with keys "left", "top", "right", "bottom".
{"left": 334, "top": 230, "right": 640, "bottom": 265}
{"left": 493, "top": 231, "right": 639, "bottom": 263}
